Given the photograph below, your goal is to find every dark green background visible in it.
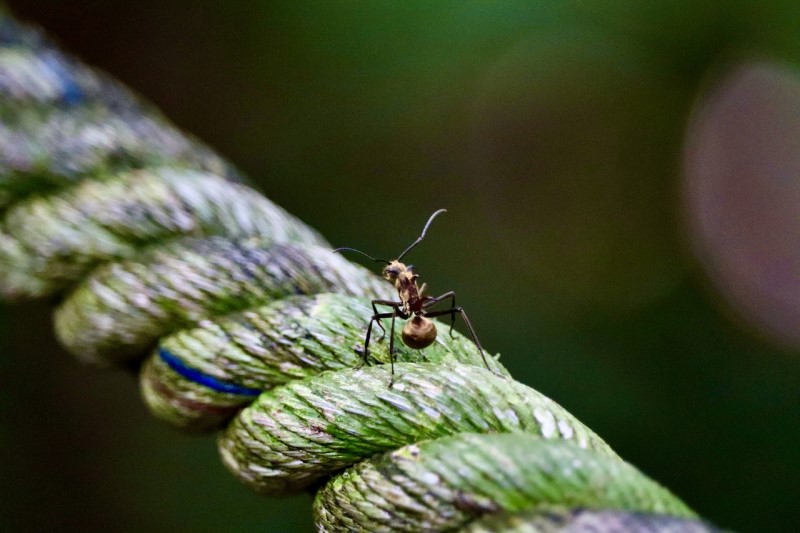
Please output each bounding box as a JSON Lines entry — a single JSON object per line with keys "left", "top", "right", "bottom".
{"left": 2, "top": 2, "right": 799, "bottom": 531}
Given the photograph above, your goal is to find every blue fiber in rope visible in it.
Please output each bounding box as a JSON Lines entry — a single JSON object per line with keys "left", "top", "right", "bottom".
{"left": 158, "top": 347, "right": 262, "bottom": 397}
{"left": 42, "top": 54, "right": 85, "bottom": 105}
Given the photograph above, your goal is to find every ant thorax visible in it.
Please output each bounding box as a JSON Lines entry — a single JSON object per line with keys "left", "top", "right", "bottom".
{"left": 382, "top": 261, "right": 424, "bottom": 314}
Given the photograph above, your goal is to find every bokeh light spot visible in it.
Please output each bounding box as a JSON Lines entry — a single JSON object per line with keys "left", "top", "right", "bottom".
{"left": 684, "top": 61, "right": 800, "bottom": 349}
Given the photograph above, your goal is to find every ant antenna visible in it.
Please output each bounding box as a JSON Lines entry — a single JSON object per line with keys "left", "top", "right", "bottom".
{"left": 333, "top": 247, "right": 391, "bottom": 265}
{"left": 397, "top": 208, "right": 447, "bottom": 261}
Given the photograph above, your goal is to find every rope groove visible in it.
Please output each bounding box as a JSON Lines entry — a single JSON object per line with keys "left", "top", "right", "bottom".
{"left": 0, "top": 11, "right": 720, "bottom": 532}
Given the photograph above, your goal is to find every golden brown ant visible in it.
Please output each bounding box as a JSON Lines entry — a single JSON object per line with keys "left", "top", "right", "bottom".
{"left": 335, "top": 209, "right": 489, "bottom": 381}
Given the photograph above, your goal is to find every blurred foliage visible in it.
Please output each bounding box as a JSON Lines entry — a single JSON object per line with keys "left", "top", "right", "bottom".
{"left": 3, "top": 1, "right": 800, "bottom": 531}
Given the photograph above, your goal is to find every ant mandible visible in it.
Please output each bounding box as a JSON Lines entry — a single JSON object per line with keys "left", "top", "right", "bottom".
{"left": 334, "top": 209, "right": 489, "bottom": 380}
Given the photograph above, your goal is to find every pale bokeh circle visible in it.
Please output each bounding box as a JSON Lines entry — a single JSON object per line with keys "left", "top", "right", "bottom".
{"left": 684, "top": 61, "right": 800, "bottom": 348}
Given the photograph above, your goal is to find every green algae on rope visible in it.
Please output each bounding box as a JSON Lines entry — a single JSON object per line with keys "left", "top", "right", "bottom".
{"left": 0, "top": 106, "right": 238, "bottom": 205}
{"left": 313, "top": 433, "right": 696, "bottom": 532}
{"left": 0, "top": 167, "right": 326, "bottom": 299}
{"left": 218, "top": 363, "right": 614, "bottom": 496}
{"left": 141, "top": 293, "right": 507, "bottom": 432}
{"left": 54, "top": 239, "right": 391, "bottom": 365}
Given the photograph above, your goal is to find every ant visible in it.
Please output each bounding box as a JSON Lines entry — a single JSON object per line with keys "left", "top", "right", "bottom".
{"left": 334, "top": 209, "right": 489, "bottom": 382}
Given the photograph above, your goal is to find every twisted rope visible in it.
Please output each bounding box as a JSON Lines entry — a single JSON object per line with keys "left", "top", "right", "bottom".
{"left": 0, "top": 11, "right": 720, "bottom": 532}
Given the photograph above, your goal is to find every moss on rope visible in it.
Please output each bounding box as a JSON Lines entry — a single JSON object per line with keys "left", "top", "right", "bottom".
{"left": 315, "top": 434, "right": 697, "bottom": 532}
{"left": 1, "top": 167, "right": 324, "bottom": 298}
{"left": 54, "top": 240, "right": 387, "bottom": 364}
{"left": 142, "top": 293, "right": 506, "bottom": 431}
{"left": 219, "top": 363, "right": 614, "bottom": 495}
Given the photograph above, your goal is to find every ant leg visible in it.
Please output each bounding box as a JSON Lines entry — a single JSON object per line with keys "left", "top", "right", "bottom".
{"left": 372, "top": 299, "right": 400, "bottom": 340}
{"left": 385, "top": 308, "right": 410, "bottom": 387}
{"left": 388, "top": 308, "right": 399, "bottom": 388}
{"left": 363, "top": 311, "right": 397, "bottom": 368}
{"left": 372, "top": 304, "right": 386, "bottom": 339}
{"left": 425, "top": 307, "right": 491, "bottom": 372}
{"left": 424, "top": 291, "right": 457, "bottom": 335}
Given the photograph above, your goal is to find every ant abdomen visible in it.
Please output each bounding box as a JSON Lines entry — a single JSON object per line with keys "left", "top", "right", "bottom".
{"left": 402, "top": 316, "right": 436, "bottom": 349}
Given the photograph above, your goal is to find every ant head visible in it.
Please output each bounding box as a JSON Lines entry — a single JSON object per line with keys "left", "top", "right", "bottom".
{"left": 382, "top": 260, "right": 406, "bottom": 283}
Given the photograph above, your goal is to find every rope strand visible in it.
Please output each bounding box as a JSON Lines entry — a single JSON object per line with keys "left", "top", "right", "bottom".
{"left": 0, "top": 11, "right": 720, "bottom": 532}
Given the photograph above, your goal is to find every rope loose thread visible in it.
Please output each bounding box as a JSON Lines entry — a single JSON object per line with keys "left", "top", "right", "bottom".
{"left": 0, "top": 11, "right": 721, "bottom": 532}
